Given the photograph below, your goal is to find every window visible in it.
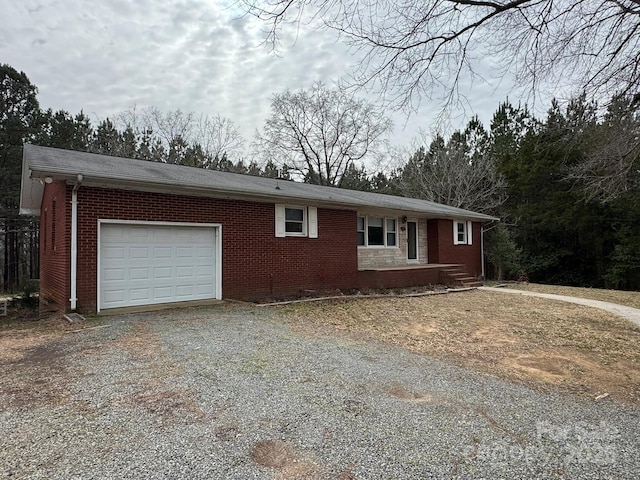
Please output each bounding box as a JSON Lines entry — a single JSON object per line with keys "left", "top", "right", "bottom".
{"left": 368, "top": 217, "right": 384, "bottom": 245}
{"left": 453, "top": 220, "right": 473, "bottom": 245}
{"left": 357, "top": 217, "right": 365, "bottom": 246}
{"left": 386, "top": 219, "right": 397, "bottom": 246}
{"left": 275, "top": 205, "right": 318, "bottom": 238}
{"left": 456, "top": 221, "right": 466, "bottom": 244}
{"left": 285, "top": 207, "right": 305, "bottom": 234}
{"left": 357, "top": 215, "right": 398, "bottom": 247}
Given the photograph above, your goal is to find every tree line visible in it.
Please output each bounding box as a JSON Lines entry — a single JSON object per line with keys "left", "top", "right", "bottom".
{"left": 333, "top": 95, "right": 640, "bottom": 290}
{"left": 2, "top": 62, "right": 639, "bottom": 293}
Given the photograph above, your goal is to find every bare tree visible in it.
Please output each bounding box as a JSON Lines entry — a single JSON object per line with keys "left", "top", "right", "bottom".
{"left": 239, "top": 0, "right": 640, "bottom": 111}
{"left": 117, "top": 106, "right": 245, "bottom": 164}
{"left": 255, "top": 82, "right": 392, "bottom": 186}
{"left": 195, "top": 114, "right": 245, "bottom": 161}
{"left": 140, "top": 107, "right": 194, "bottom": 148}
{"left": 400, "top": 120, "right": 506, "bottom": 214}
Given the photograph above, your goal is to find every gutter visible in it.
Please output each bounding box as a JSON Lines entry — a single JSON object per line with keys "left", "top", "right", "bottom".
{"left": 70, "top": 174, "right": 83, "bottom": 311}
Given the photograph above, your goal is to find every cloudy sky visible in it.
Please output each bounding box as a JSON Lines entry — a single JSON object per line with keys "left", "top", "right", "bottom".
{"left": 1, "top": 0, "right": 531, "bottom": 157}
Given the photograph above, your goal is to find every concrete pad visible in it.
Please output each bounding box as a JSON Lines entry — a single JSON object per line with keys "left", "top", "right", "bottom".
{"left": 98, "top": 299, "right": 225, "bottom": 316}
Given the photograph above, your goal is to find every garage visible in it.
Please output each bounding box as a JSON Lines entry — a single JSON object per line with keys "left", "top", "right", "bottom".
{"left": 98, "top": 222, "right": 221, "bottom": 310}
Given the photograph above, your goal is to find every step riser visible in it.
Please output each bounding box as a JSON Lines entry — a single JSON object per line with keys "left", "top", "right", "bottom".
{"left": 439, "top": 268, "right": 482, "bottom": 288}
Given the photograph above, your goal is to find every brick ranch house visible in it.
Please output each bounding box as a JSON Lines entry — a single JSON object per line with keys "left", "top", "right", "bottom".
{"left": 20, "top": 145, "right": 498, "bottom": 313}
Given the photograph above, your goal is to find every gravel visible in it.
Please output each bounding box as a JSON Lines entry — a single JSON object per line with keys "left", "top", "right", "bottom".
{"left": 1, "top": 303, "right": 639, "bottom": 479}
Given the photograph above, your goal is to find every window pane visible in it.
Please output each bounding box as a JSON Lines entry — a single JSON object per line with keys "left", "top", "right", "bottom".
{"left": 387, "top": 232, "right": 396, "bottom": 246}
{"left": 357, "top": 216, "right": 365, "bottom": 231}
{"left": 456, "top": 222, "right": 466, "bottom": 243}
{"left": 386, "top": 219, "right": 396, "bottom": 232}
{"left": 368, "top": 218, "right": 384, "bottom": 245}
{"left": 285, "top": 208, "right": 304, "bottom": 221}
{"left": 286, "top": 221, "right": 303, "bottom": 233}
{"left": 369, "top": 217, "right": 383, "bottom": 228}
{"left": 357, "top": 231, "right": 365, "bottom": 246}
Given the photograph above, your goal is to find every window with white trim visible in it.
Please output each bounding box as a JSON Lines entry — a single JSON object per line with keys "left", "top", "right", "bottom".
{"left": 386, "top": 219, "right": 397, "bottom": 246}
{"left": 453, "top": 220, "right": 473, "bottom": 245}
{"left": 357, "top": 215, "right": 398, "bottom": 247}
{"left": 285, "top": 207, "right": 305, "bottom": 234}
{"left": 357, "top": 216, "right": 365, "bottom": 245}
{"left": 275, "top": 205, "right": 318, "bottom": 238}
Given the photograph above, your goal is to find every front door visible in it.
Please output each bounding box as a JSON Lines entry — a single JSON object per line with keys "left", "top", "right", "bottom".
{"left": 407, "top": 221, "right": 418, "bottom": 261}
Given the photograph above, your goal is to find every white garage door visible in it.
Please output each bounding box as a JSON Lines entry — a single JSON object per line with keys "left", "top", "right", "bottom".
{"left": 99, "top": 223, "right": 219, "bottom": 310}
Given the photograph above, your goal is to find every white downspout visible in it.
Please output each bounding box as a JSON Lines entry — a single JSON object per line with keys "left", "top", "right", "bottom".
{"left": 70, "top": 174, "right": 83, "bottom": 311}
{"left": 481, "top": 224, "right": 485, "bottom": 280}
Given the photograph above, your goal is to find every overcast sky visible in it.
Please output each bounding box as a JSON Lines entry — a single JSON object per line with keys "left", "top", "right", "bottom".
{"left": 1, "top": 0, "right": 533, "bottom": 159}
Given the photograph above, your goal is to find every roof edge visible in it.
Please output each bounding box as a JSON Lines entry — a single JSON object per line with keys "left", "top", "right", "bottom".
{"left": 21, "top": 144, "right": 500, "bottom": 222}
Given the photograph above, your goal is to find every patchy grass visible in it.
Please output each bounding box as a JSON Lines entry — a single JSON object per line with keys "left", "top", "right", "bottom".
{"left": 276, "top": 290, "right": 640, "bottom": 404}
{"left": 0, "top": 314, "right": 72, "bottom": 363}
{"left": 0, "top": 300, "right": 50, "bottom": 327}
{"left": 0, "top": 314, "right": 75, "bottom": 408}
{"left": 508, "top": 283, "right": 640, "bottom": 309}
{"left": 111, "top": 319, "right": 164, "bottom": 361}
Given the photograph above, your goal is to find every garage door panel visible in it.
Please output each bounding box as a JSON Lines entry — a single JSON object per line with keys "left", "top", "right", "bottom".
{"left": 104, "top": 267, "right": 126, "bottom": 281}
{"left": 154, "top": 246, "right": 172, "bottom": 258}
{"left": 103, "top": 288, "right": 126, "bottom": 303}
{"left": 102, "top": 227, "right": 125, "bottom": 241}
{"left": 197, "top": 284, "right": 215, "bottom": 295}
{"left": 177, "top": 229, "right": 210, "bottom": 242}
{"left": 130, "top": 247, "right": 150, "bottom": 260}
{"left": 176, "top": 266, "right": 194, "bottom": 278}
{"left": 130, "top": 287, "right": 151, "bottom": 301}
{"left": 153, "top": 286, "right": 173, "bottom": 300}
{"left": 176, "top": 285, "right": 194, "bottom": 296}
{"left": 100, "top": 223, "right": 218, "bottom": 310}
{"left": 129, "top": 267, "right": 150, "bottom": 280}
{"left": 104, "top": 246, "right": 125, "bottom": 259}
{"left": 176, "top": 246, "right": 195, "bottom": 258}
{"left": 197, "top": 246, "right": 213, "bottom": 258}
{"left": 153, "top": 228, "right": 172, "bottom": 241}
{"left": 154, "top": 266, "right": 173, "bottom": 279}
{"left": 130, "top": 227, "right": 149, "bottom": 238}
{"left": 197, "top": 265, "right": 213, "bottom": 276}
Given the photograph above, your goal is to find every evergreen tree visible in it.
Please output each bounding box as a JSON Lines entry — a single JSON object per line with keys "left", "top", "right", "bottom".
{"left": 0, "top": 64, "right": 40, "bottom": 291}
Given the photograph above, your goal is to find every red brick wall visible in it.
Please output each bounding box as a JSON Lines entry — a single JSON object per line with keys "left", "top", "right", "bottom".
{"left": 38, "top": 183, "right": 485, "bottom": 312}
{"left": 427, "top": 219, "right": 440, "bottom": 263}
{"left": 39, "top": 181, "right": 70, "bottom": 310}
{"left": 427, "top": 219, "right": 482, "bottom": 277}
{"left": 68, "top": 187, "right": 359, "bottom": 311}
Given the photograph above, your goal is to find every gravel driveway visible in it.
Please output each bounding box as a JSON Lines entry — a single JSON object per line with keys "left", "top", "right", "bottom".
{"left": 1, "top": 303, "right": 639, "bottom": 479}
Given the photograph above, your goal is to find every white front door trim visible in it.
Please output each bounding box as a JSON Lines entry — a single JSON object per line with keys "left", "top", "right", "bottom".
{"left": 407, "top": 220, "right": 419, "bottom": 263}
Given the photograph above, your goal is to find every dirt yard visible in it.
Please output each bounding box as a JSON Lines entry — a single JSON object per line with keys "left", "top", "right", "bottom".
{"left": 275, "top": 289, "right": 640, "bottom": 404}
{"left": 3, "top": 287, "right": 640, "bottom": 407}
